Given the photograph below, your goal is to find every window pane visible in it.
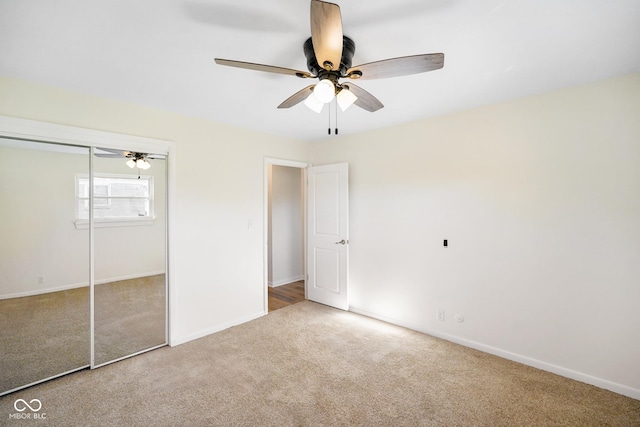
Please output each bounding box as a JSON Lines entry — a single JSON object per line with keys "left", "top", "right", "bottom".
{"left": 75, "top": 175, "right": 153, "bottom": 220}
{"left": 77, "top": 180, "right": 89, "bottom": 198}
{"left": 94, "top": 184, "right": 109, "bottom": 197}
{"left": 77, "top": 199, "right": 89, "bottom": 220}
{"left": 111, "top": 180, "right": 148, "bottom": 197}
{"left": 93, "top": 198, "right": 149, "bottom": 218}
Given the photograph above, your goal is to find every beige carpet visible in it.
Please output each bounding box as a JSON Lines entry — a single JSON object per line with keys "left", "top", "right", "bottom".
{"left": 0, "top": 287, "right": 90, "bottom": 394}
{"left": 94, "top": 274, "right": 166, "bottom": 365}
{"left": 0, "top": 274, "right": 165, "bottom": 394}
{"left": 1, "top": 301, "right": 638, "bottom": 426}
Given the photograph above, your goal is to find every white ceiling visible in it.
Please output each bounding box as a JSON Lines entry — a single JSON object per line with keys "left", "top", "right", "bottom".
{"left": 1, "top": 0, "right": 639, "bottom": 142}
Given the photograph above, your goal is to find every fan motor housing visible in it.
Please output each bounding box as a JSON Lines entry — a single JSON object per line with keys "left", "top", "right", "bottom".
{"left": 303, "top": 36, "right": 355, "bottom": 77}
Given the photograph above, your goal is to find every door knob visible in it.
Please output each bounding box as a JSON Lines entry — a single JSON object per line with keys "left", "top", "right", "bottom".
{"left": 335, "top": 239, "right": 347, "bottom": 245}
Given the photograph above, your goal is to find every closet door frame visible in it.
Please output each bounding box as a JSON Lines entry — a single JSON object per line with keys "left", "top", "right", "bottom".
{"left": 0, "top": 116, "right": 176, "bottom": 367}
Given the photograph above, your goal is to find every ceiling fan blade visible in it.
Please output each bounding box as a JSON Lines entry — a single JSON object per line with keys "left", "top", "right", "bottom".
{"left": 310, "top": 0, "right": 343, "bottom": 71}
{"left": 94, "top": 153, "right": 125, "bottom": 158}
{"left": 341, "top": 83, "right": 384, "bottom": 112}
{"left": 94, "top": 148, "right": 136, "bottom": 158}
{"left": 347, "top": 53, "right": 444, "bottom": 80}
{"left": 95, "top": 147, "right": 129, "bottom": 155}
{"left": 278, "top": 85, "right": 316, "bottom": 109}
{"left": 215, "top": 58, "right": 313, "bottom": 78}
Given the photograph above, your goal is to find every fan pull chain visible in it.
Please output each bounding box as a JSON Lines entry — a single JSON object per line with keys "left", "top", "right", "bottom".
{"left": 327, "top": 101, "right": 331, "bottom": 135}
{"left": 335, "top": 98, "right": 338, "bottom": 135}
{"left": 324, "top": 99, "right": 340, "bottom": 136}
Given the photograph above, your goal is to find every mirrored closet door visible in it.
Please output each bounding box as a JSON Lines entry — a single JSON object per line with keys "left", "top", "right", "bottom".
{"left": 92, "top": 148, "right": 167, "bottom": 366}
{"left": 0, "top": 135, "right": 168, "bottom": 396}
{"left": 0, "top": 138, "right": 91, "bottom": 394}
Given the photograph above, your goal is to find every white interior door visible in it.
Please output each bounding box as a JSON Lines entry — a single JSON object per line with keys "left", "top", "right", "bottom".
{"left": 307, "top": 163, "right": 349, "bottom": 310}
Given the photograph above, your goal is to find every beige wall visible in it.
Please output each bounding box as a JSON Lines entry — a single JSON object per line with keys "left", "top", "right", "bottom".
{"left": 308, "top": 73, "right": 640, "bottom": 398}
{"left": 2, "top": 72, "right": 639, "bottom": 398}
{"left": 0, "top": 76, "right": 309, "bottom": 344}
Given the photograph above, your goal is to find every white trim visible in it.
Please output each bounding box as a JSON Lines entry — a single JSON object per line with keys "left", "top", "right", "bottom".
{"left": 166, "top": 143, "right": 176, "bottom": 346}
{"left": 0, "top": 365, "right": 90, "bottom": 398}
{"left": 0, "top": 282, "right": 86, "bottom": 300}
{"left": 263, "top": 157, "right": 308, "bottom": 314}
{"left": 92, "top": 343, "right": 167, "bottom": 370}
{"left": 268, "top": 276, "right": 305, "bottom": 288}
{"left": 89, "top": 146, "right": 95, "bottom": 367}
{"left": 94, "top": 271, "right": 165, "bottom": 285}
{"left": 0, "top": 272, "right": 166, "bottom": 300}
{"left": 170, "top": 311, "right": 267, "bottom": 347}
{"left": 265, "top": 157, "right": 309, "bottom": 169}
{"left": 349, "top": 306, "right": 640, "bottom": 401}
{"left": 0, "top": 115, "right": 171, "bottom": 154}
{"left": 74, "top": 218, "right": 155, "bottom": 229}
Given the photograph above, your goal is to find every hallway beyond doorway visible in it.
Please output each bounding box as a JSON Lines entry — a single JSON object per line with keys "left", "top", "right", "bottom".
{"left": 268, "top": 281, "right": 305, "bottom": 312}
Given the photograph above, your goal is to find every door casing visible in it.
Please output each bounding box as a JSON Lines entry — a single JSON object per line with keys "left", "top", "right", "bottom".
{"left": 263, "top": 157, "right": 309, "bottom": 312}
{"left": 263, "top": 158, "right": 349, "bottom": 313}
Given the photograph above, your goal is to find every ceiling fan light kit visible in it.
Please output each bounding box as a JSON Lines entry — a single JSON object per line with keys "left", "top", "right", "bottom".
{"left": 313, "top": 79, "right": 336, "bottom": 103}
{"left": 94, "top": 148, "right": 163, "bottom": 179}
{"left": 125, "top": 152, "right": 151, "bottom": 170}
{"left": 304, "top": 92, "right": 325, "bottom": 113}
{"left": 336, "top": 87, "right": 357, "bottom": 111}
{"left": 136, "top": 158, "right": 151, "bottom": 170}
{"left": 214, "top": 0, "right": 444, "bottom": 124}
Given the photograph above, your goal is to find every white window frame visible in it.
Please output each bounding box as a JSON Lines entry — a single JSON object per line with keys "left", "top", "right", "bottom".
{"left": 74, "top": 173, "right": 155, "bottom": 229}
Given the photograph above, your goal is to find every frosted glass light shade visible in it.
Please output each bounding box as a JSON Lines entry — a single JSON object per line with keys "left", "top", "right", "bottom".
{"left": 126, "top": 159, "right": 136, "bottom": 168}
{"left": 136, "top": 159, "right": 151, "bottom": 170}
{"left": 304, "top": 93, "right": 324, "bottom": 113}
{"left": 337, "top": 88, "right": 358, "bottom": 111}
{"left": 313, "top": 79, "right": 335, "bottom": 103}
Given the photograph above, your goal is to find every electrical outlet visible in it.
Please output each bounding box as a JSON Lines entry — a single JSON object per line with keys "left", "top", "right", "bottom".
{"left": 437, "top": 309, "right": 445, "bottom": 322}
{"left": 38, "top": 275, "right": 45, "bottom": 284}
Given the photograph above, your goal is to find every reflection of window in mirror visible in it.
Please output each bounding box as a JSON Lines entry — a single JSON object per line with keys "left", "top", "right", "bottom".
{"left": 74, "top": 174, "right": 155, "bottom": 228}
{"left": 93, "top": 183, "right": 111, "bottom": 209}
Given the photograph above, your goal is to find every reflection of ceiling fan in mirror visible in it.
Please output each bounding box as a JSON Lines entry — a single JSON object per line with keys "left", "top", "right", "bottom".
{"left": 215, "top": 0, "right": 444, "bottom": 113}
{"left": 94, "top": 148, "right": 165, "bottom": 170}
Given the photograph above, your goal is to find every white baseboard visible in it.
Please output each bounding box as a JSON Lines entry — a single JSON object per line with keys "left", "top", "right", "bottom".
{"left": 268, "top": 275, "right": 304, "bottom": 288}
{"left": 0, "top": 271, "right": 166, "bottom": 300}
{"left": 349, "top": 306, "right": 640, "bottom": 401}
{"left": 94, "top": 271, "right": 165, "bottom": 285}
{"left": 1, "top": 282, "right": 84, "bottom": 300}
{"left": 169, "top": 310, "right": 267, "bottom": 347}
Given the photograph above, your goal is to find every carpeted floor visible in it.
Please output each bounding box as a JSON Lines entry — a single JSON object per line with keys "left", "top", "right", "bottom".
{"left": 1, "top": 301, "right": 638, "bottom": 426}
{"left": 0, "top": 274, "right": 166, "bottom": 394}
{"left": 0, "top": 287, "right": 91, "bottom": 394}
{"left": 94, "top": 274, "right": 166, "bottom": 365}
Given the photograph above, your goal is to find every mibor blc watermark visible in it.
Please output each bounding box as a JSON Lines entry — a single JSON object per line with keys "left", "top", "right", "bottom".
{"left": 9, "top": 399, "right": 46, "bottom": 420}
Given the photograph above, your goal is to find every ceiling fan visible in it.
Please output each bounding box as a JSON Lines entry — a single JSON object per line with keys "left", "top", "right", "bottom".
{"left": 214, "top": 0, "right": 444, "bottom": 113}
{"left": 94, "top": 148, "right": 165, "bottom": 170}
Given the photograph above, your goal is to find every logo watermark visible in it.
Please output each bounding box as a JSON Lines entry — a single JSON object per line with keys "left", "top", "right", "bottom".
{"left": 9, "top": 399, "right": 46, "bottom": 420}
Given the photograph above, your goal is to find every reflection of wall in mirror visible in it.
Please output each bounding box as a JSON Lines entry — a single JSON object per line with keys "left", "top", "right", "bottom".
{"left": 268, "top": 165, "right": 304, "bottom": 287}
{"left": 0, "top": 146, "right": 166, "bottom": 299}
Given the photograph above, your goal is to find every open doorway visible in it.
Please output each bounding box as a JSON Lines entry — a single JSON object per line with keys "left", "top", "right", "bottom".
{"left": 265, "top": 159, "right": 307, "bottom": 312}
